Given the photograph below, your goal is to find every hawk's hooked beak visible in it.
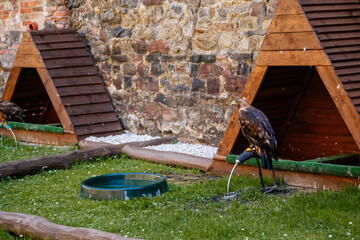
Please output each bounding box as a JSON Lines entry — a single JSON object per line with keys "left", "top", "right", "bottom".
{"left": 231, "top": 100, "right": 237, "bottom": 106}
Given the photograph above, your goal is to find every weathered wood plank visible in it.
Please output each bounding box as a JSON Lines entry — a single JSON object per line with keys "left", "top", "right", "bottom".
{"left": 315, "top": 24, "right": 360, "bottom": 34}
{"left": 66, "top": 102, "right": 114, "bottom": 116}
{"left": 36, "top": 68, "right": 74, "bottom": 131}
{"left": 12, "top": 54, "right": 45, "bottom": 68}
{"left": 299, "top": 0, "right": 360, "bottom": 4}
{"left": 322, "top": 39, "right": 360, "bottom": 48}
{"left": 71, "top": 113, "right": 119, "bottom": 126}
{"left": 44, "top": 57, "right": 94, "bottom": 69}
{"left": 48, "top": 66, "right": 98, "bottom": 78}
{"left": 16, "top": 41, "right": 39, "bottom": 55}
{"left": 57, "top": 84, "right": 106, "bottom": 97}
{"left": 317, "top": 66, "right": 360, "bottom": 150}
{"left": 274, "top": 0, "right": 303, "bottom": 15}
{"left": 41, "top": 48, "right": 90, "bottom": 60}
{"left": 256, "top": 50, "right": 331, "bottom": 66}
{"left": 32, "top": 34, "right": 82, "bottom": 44}
{"left": 240, "top": 66, "right": 268, "bottom": 104}
{"left": 37, "top": 41, "right": 85, "bottom": 51}
{"left": 267, "top": 14, "right": 313, "bottom": 33}
{"left": 310, "top": 18, "right": 360, "bottom": 27}
{"left": 75, "top": 121, "right": 123, "bottom": 136}
{"left": 61, "top": 93, "right": 110, "bottom": 106}
{"left": 52, "top": 75, "right": 102, "bottom": 87}
{"left": 318, "top": 32, "right": 360, "bottom": 41}
{"left": 1, "top": 68, "right": 21, "bottom": 101}
{"left": 29, "top": 29, "right": 77, "bottom": 36}
{"left": 261, "top": 32, "right": 322, "bottom": 51}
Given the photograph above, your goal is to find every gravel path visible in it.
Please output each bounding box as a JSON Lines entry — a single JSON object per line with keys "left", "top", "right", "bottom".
{"left": 85, "top": 131, "right": 217, "bottom": 159}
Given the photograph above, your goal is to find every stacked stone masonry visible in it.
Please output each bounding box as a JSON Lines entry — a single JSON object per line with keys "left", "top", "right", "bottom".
{"left": 0, "top": 0, "right": 279, "bottom": 145}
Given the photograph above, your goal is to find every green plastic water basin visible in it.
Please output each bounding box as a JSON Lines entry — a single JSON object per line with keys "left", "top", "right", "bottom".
{"left": 79, "top": 173, "right": 169, "bottom": 201}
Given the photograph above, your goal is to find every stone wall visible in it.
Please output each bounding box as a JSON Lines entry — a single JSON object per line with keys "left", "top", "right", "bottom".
{"left": 0, "top": 0, "right": 279, "bottom": 146}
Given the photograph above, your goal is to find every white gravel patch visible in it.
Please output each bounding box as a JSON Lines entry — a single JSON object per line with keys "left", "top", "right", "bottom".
{"left": 85, "top": 131, "right": 160, "bottom": 145}
{"left": 146, "top": 142, "right": 217, "bottom": 159}
{"left": 85, "top": 131, "right": 217, "bottom": 159}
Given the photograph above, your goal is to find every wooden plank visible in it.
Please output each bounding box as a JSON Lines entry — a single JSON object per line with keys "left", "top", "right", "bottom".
{"left": 337, "top": 68, "right": 360, "bottom": 77}
{"left": 317, "top": 66, "right": 360, "bottom": 151}
{"left": 2, "top": 129, "right": 77, "bottom": 146}
{"left": 267, "top": 14, "right": 313, "bottom": 33}
{"left": 274, "top": 0, "right": 303, "bottom": 15}
{"left": 326, "top": 46, "right": 360, "bottom": 55}
{"left": 75, "top": 121, "right": 123, "bottom": 136}
{"left": 52, "top": 75, "right": 103, "bottom": 87}
{"left": 71, "top": 113, "right": 119, "bottom": 126}
{"left": 40, "top": 48, "right": 90, "bottom": 60}
{"left": 322, "top": 39, "right": 360, "bottom": 48}
{"left": 29, "top": 29, "right": 77, "bottom": 36}
{"left": 37, "top": 42, "right": 86, "bottom": 51}
{"left": 256, "top": 50, "right": 331, "bottom": 66}
{"left": 215, "top": 66, "right": 268, "bottom": 158}
{"left": 57, "top": 84, "right": 106, "bottom": 97}
{"left": 78, "top": 130, "right": 124, "bottom": 140}
{"left": 44, "top": 57, "right": 94, "bottom": 69}
{"left": 307, "top": 10, "right": 360, "bottom": 20}
{"left": 329, "top": 53, "right": 360, "bottom": 62}
{"left": 66, "top": 102, "right": 114, "bottom": 116}
{"left": 32, "top": 34, "right": 82, "bottom": 44}
{"left": 1, "top": 68, "right": 21, "bottom": 101}
{"left": 310, "top": 18, "right": 360, "bottom": 27}
{"left": 318, "top": 32, "right": 360, "bottom": 41}
{"left": 299, "top": 0, "right": 360, "bottom": 5}
{"left": 12, "top": 54, "right": 45, "bottom": 68}
{"left": 302, "top": 4, "right": 360, "bottom": 12}
{"left": 209, "top": 160, "right": 360, "bottom": 190}
{"left": 315, "top": 24, "right": 360, "bottom": 34}
{"left": 240, "top": 66, "right": 268, "bottom": 104}
{"left": 48, "top": 66, "right": 98, "bottom": 78}
{"left": 21, "top": 31, "right": 32, "bottom": 42}
{"left": 339, "top": 74, "right": 360, "bottom": 84}
{"left": 261, "top": 32, "right": 322, "bottom": 51}
{"left": 61, "top": 93, "right": 110, "bottom": 106}
{"left": 17, "top": 41, "right": 39, "bottom": 55}
{"left": 36, "top": 68, "right": 74, "bottom": 131}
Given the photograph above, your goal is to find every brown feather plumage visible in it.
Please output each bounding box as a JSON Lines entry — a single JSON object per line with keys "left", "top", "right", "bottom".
{"left": 0, "top": 100, "right": 25, "bottom": 122}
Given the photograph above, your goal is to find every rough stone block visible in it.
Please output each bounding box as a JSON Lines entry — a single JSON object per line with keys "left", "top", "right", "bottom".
{"left": 251, "top": 2, "right": 266, "bottom": 17}
{"left": 155, "top": 92, "right": 177, "bottom": 108}
{"left": 113, "top": 78, "right": 122, "bottom": 90}
{"left": 137, "top": 62, "right": 149, "bottom": 77}
{"left": 137, "top": 77, "right": 159, "bottom": 91}
{"left": 161, "top": 108, "right": 178, "bottom": 122}
{"left": 111, "top": 25, "right": 132, "bottom": 38}
{"left": 124, "top": 76, "right": 132, "bottom": 88}
{"left": 148, "top": 39, "right": 170, "bottom": 54}
{"left": 238, "top": 62, "right": 250, "bottom": 77}
{"left": 131, "top": 40, "right": 147, "bottom": 54}
{"left": 143, "top": 0, "right": 164, "bottom": 6}
{"left": 198, "top": 63, "right": 213, "bottom": 78}
{"left": 190, "top": 54, "right": 216, "bottom": 63}
{"left": 207, "top": 79, "right": 219, "bottom": 95}
{"left": 229, "top": 52, "right": 253, "bottom": 61}
{"left": 122, "top": 63, "right": 137, "bottom": 75}
{"left": 144, "top": 105, "right": 160, "bottom": 119}
{"left": 224, "top": 76, "right": 246, "bottom": 93}
{"left": 191, "top": 78, "right": 205, "bottom": 92}
{"left": 111, "top": 55, "right": 128, "bottom": 62}
{"left": 151, "top": 61, "right": 164, "bottom": 75}
{"left": 191, "top": 64, "right": 198, "bottom": 77}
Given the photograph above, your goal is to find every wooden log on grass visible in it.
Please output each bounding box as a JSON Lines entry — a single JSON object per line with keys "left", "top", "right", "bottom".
{"left": 0, "top": 210, "right": 141, "bottom": 240}
{"left": 122, "top": 144, "right": 213, "bottom": 172}
{"left": 0, "top": 137, "right": 176, "bottom": 178}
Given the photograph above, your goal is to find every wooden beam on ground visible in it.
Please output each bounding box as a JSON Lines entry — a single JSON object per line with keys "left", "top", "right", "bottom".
{"left": 122, "top": 145, "right": 213, "bottom": 172}
{"left": 0, "top": 137, "right": 177, "bottom": 179}
{"left": 0, "top": 210, "right": 140, "bottom": 240}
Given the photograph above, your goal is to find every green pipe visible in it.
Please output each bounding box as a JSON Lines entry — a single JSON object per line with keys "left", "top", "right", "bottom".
{"left": 226, "top": 154, "right": 360, "bottom": 178}
{"left": 7, "top": 121, "right": 64, "bottom": 134}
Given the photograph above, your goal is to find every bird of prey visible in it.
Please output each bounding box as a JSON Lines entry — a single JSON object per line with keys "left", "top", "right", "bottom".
{"left": 231, "top": 98, "right": 278, "bottom": 192}
{"left": 0, "top": 100, "right": 25, "bottom": 122}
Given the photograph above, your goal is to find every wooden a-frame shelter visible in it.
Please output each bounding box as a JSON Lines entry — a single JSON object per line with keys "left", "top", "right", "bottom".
{"left": 211, "top": 0, "right": 360, "bottom": 186}
{"left": 2, "top": 29, "right": 124, "bottom": 145}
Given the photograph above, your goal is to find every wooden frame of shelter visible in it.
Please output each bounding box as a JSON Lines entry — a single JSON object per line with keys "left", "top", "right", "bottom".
{"left": 1, "top": 29, "right": 124, "bottom": 145}
{"left": 211, "top": 0, "right": 360, "bottom": 189}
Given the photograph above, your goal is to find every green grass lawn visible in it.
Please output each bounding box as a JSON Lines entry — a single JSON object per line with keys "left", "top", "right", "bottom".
{"left": 0, "top": 136, "right": 76, "bottom": 163}
{"left": 0, "top": 139, "right": 359, "bottom": 240}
